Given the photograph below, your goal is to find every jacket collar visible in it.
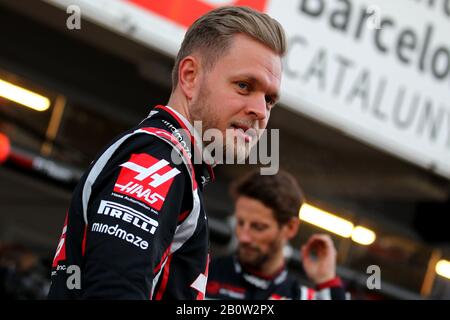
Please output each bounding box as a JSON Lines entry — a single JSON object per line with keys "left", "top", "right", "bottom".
{"left": 233, "top": 255, "right": 288, "bottom": 290}
{"left": 147, "top": 105, "right": 216, "bottom": 186}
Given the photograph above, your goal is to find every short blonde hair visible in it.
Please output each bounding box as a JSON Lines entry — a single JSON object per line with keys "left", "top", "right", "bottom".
{"left": 172, "top": 6, "right": 286, "bottom": 89}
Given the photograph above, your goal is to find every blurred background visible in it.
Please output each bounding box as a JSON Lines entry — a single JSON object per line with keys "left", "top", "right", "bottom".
{"left": 0, "top": 0, "right": 449, "bottom": 300}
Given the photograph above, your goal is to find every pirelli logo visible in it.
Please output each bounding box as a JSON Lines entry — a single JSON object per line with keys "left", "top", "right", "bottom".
{"left": 97, "top": 200, "right": 159, "bottom": 234}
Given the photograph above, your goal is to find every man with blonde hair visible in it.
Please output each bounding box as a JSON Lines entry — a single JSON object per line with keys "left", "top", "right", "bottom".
{"left": 49, "top": 6, "right": 286, "bottom": 299}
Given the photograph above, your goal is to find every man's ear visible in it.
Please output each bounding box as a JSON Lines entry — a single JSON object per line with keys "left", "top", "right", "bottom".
{"left": 177, "top": 55, "right": 200, "bottom": 100}
{"left": 282, "top": 217, "right": 300, "bottom": 240}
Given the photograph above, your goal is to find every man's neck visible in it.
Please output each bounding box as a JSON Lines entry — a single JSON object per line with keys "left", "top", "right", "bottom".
{"left": 260, "top": 258, "right": 286, "bottom": 278}
{"left": 167, "top": 92, "right": 192, "bottom": 124}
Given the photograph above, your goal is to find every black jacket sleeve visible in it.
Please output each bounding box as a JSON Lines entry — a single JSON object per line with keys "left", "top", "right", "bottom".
{"left": 80, "top": 137, "right": 191, "bottom": 299}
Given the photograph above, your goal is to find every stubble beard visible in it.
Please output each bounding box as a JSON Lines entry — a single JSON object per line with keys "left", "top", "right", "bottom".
{"left": 238, "top": 237, "right": 283, "bottom": 272}
{"left": 190, "top": 81, "right": 257, "bottom": 163}
{"left": 238, "top": 246, "right": 270, "bottom": 270}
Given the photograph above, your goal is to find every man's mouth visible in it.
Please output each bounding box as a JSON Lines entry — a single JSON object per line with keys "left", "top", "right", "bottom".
{"left": 231, "top": 123, "right": 250, "bottom": 132}
{"left": 239, "top": 245, "right": 260, "bottom": 254}
{"left": 230, "top": 124, "right": 254, "bottom": 142}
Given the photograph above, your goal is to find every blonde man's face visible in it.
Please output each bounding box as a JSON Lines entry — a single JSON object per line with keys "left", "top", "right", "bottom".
{"left": 189, "top": 34, "right": 282, "bottom": 160}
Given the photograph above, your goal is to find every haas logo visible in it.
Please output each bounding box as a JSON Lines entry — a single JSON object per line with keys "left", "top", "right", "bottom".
{"left": 114, "top": 154, "right": 180, "bottom": 211}
{"left": 127, "top": 0, "right": 269, "bottom": 28}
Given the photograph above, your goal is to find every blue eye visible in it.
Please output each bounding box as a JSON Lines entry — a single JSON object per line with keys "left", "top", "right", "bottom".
{"left": 237, "top": 82, "right": 249, "bottom": 90}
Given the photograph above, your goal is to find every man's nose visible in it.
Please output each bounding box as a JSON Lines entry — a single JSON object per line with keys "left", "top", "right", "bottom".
{"left": 245, "top": 94, "right": 267, "bottom": 121}
{"left": 237, "top": 226, "right": 252, "bottom": 244}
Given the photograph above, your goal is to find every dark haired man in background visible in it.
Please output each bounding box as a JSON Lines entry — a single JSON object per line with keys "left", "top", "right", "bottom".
{"left": 207, "top": 170, "right": 347, "bottom": 300}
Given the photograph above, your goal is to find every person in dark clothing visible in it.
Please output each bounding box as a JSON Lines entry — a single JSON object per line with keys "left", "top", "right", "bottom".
{"left": 207, "top": 170, "right": 348, "bottom": 300}
{"left": 48, "top": 6, "right": 286, "bottom": 299}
